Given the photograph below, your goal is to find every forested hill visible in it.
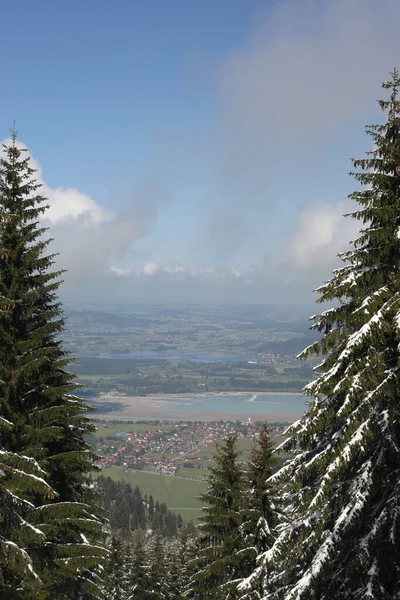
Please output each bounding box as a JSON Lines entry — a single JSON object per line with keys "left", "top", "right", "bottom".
{"left": 95, "top": 475, "right": 195, "bottom": 538}
{"left": 97, "top": 476, "right": 198, "bottom": 599}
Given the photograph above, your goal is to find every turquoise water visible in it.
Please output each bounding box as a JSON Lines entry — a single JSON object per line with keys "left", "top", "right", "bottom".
{"left": 158, "top": 393, "right": 307, "bottom": 418}
{"left": 91, "top": 393, "right": 309, "bottom": 422}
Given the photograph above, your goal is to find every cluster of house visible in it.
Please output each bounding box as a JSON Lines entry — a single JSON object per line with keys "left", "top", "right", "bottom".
{"left": 257, "top": 352, "right": 294, "bottom": 364}
{"left": 95, "top": 420, "right": 288, "bottom": 475}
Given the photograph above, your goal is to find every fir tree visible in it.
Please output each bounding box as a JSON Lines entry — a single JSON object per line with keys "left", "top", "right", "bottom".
{"left": 131, "top": 485, "right": 146, "bottom": 530}
{"left": 148, "top": 495, "right": 155, "bottom": 524}
{"left": 147, "top": 532, "right": 170, "bottom": 599}
{"left": 237, "top": 423, "right": 278, "bottom": 599}
{"left": 167, "top": 525, "right": 196, "bottom": 599}
{"left": 258, "top": 69, "right": 400, "bottom": 599}
{"left": 189, "top": 434, "right": 244, "bottom": 599}
{"left": 102, "top": 536, "right": 125, "bottom": 600}
{"left": 0, "top": 444, "right": 53, "bottom": 600}
{"left": 125, "top": 530, "right": 150, "bottom": 599}
{"left": 0, "top": 131, "right": 106, "bottom": 598}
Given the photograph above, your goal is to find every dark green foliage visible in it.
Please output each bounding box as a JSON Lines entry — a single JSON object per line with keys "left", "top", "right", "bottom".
{"left": 0, "top": 447, "right": 52, "bottom": 600}
{"left": 167, "top": 524, "right": 195, "bottom": 599}
{"left": 258, "top": 70, "right": 400, "bottom": 599}
{"left": 147, "top": 532, "right": 170, "bottom": 599}
{"left": 237, "top": 424, "right": 278, "bottom": 599}
{"left": 125, "top": 530, "right": 149, "bottom": 598}
{"left": 0, "top": 132, "right": 106, "bottom": 598}
{"left": 102, "top": 537, "right": 125, "bottom": 600}
{"left": 96, "top": 475, "right": 183, "bottom": 537}
{"left": 244, "top": 424, "right": 277, "bottom": 553}
{"left": 189, "top": 434, "right": 244, "bottom": 599}
{"left": 149, "top": 494, "right": 155, "bottom": 522}
{"left": 102, "top": 527, "right": 197, "bottom": 599}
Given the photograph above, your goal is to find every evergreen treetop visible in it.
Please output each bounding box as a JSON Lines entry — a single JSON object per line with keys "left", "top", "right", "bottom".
{"left": 237, "top": 423, "right": 279, "bottom": 599}
{"left": 0, "top": 131, "right": 106, "bottom": 599}
{"left": 190, "top": 434, "right": 244, "bottom": 599}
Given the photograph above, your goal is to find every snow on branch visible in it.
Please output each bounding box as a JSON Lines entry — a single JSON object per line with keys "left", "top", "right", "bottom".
{"left": 353, "top": 286, "right": 388, "bottom": 315}
{"left": 0, "top": 450, "right": 47, "bottom": 475}
{"left": 0, "top": 537, "right": 41, "bottom": 581}
{"left": 308, "top": 419, "right": 371, "bottom": 510}
{"left": 322, "top": 297, "right": 397, "bottom": 387}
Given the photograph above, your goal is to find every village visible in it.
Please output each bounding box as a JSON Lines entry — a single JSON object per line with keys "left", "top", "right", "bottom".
{"left": 95, "top": 419, "right": 288, "bottom": 477}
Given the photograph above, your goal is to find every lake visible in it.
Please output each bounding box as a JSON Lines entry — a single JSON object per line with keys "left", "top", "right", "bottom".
{"left": 91, "top": 392, "right": 309, "bottom": 422}
{"left": 159, "top": 393, "right": 307, "bottom": 417}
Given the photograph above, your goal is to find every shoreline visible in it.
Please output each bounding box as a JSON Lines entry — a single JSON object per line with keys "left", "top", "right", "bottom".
{"left": 93, "top": 414, "right": 298, "bottom": 423}
{"left": 97, "top": 390, "right": 305, "bottom": 400}
{"left": 90, "top": 391, "right": 307, "bottom": 423}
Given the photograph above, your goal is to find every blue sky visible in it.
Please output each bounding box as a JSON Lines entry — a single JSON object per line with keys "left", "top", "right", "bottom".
{"left": 1, "top": 0, "right": 400, "bottom": 304}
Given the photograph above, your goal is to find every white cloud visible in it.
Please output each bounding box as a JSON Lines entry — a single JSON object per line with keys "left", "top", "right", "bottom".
{"left": 0, "top": 138, "right": 161, "bottom": 285}
{"left": 204, "top": 0, "right": 400, "bottom": 238}
{"left": 268, "top": 199, "right": 360, "bottom": 281}
{"left": 93, "top": 262, "right": 314, "bottom": 305}
{"left": 44, "top": 186, "right": 111, "bottom": 225}
{"left": 203, "top": 0, "right": 399, "bottom": 289}
{"left": 109, "top": 266, "right": 132, "bottom": 277}
{"left": 231, "top": 268, "right": 243, "bottom": 278}
{"left": 140, "top": 261, "right": 161, "bottom": 276}
{"left": 164, "top": 266, "right": 185, "bottom": 274}
{"left": 111, "top": 263, "right": 260, "bottom": 289}
{"left": 1, "top": 138, "right": 111, "bottom": 225}
{"left": 218, "top": 0, "right": 400, "bottom": 149}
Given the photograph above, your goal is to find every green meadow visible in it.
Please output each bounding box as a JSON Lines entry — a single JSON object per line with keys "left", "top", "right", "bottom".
{"left": 98, "top": 466, "right": 207, "bottom": 518}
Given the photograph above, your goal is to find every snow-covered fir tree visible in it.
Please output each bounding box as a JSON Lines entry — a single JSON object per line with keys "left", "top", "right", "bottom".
{"left": 147, "top": 531, "right": 171, "bottom": 599}
{"left": 101, "top": 525, "right": 197, "bottom": 600}
{"left": 0, "top": 442, "right": 55, "bottom": 600}
{"left": 102, "top": 536, "right": 126, "bottom": 600}
{"left": 125, "top": 530, "right": 149, "bottom": 599}
{"left": 167, "top": 530, "right": 191, "bottom": 599}
{"left": 249, "top": 69, "right": 400, "bottom": 599}
{"left": 0, "top": 131, "right": 106, "bottom": 599}
{"left": 237, "top": 423, "right": 278, "bottom": 599}
{"left": 176, "top": 523, "right": 197, "bottom": 597}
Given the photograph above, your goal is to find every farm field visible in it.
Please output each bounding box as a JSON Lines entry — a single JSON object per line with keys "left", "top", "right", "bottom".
{"left": 64, "top": 303, "right": 316, "bottom": 359}
{"left": 98, "top": 466, "right": 207, "bottom": 518}
{"left": 179, "top": 436, "right": 254, "bottom": 466}
{"left": 178, "top": 467, "right": 206, "bottom": 481}
{"left": 64, "top": 303, "right": 319, "bottom": 398}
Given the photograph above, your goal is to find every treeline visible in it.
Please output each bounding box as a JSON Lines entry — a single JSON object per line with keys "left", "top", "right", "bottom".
{"left": 73, "top": 354, "right": 315, "bottom": 397}
{"left": 96, "top": 476, "right": 199, "bottom": 599}
{"left": 256, "top": 331, "right": 319, "bottom": 354}
{"left": 73, "top": 357, "right": 314, "bottom": 378}
{"left": 102, "top": 529, "right": 196, "bottom": 600}
{"left": 189, "top": 427, "right": 277, "bottom": 598}
{"left": 83, "top": 375, "right": 308, "bottom": 396}
{"left": 72, "top": 356, "right": 163, "bottom": 375}
{"left": 96, "top": 475, "right": 195, "bottom": 538}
